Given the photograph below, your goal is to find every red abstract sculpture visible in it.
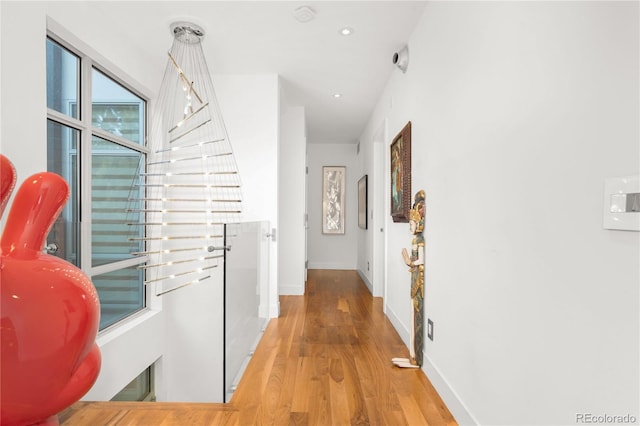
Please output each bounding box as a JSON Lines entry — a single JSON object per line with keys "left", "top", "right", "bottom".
{"left": 1, "top": 154, "right": 101, "bottom": 426}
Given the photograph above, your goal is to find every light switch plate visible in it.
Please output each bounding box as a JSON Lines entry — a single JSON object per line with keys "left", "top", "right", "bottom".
{"left": 603, "top": 175, "right": 640, "bottom": 231}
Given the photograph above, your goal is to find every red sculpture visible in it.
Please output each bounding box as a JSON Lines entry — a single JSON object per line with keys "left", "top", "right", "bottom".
{"left": 1, "top": 154, "right": 101, "bottom": 426}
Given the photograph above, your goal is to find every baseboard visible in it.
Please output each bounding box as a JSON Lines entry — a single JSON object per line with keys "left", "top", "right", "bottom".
{"left": 307, "top": 262, "right": 355, "bottom": 270}
{"left": 279, "top": 285, "right": 304, "bottom": 296}
{"left": 357, "top": 269, "right": 373, "bottom": 294}
{"left": 422, "top": 355, "right": 478, "bottom": 425}
{"left": 385, "top": 304, "right": 410, "bottom": 348}
{"left": 269, "top": 300, "right": 280, "bottom": 318}
{"left": 386, "top": 306, "right": 478, "bottom": 425}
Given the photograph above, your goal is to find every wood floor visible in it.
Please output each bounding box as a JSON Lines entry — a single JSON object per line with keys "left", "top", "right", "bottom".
{"left": 60, "top": 269, "right": 456, "bottom": 425}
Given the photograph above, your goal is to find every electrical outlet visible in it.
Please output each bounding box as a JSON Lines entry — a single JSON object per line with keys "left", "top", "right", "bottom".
{"left": 427, "top": 319, "right": 434, "bottom": 341}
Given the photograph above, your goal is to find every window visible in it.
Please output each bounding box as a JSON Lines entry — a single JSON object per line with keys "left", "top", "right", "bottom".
{"left": 46, "top": 36, "right": 148, "bottom": 330}
{"left": 111, "top": 365, "right": 155, "bottom": 402}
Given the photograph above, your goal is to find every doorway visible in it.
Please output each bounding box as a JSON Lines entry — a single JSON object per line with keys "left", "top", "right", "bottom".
{"left": 372, "top": 120, "right": 387, "bottom": 306}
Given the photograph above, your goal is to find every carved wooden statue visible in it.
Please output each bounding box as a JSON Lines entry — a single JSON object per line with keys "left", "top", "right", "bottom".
{"left": 393, "top": 189, "right": 425, "bottom": 368}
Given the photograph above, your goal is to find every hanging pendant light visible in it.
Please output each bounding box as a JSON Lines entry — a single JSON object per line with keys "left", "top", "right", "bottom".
{"left": 130, "top": 21, "right": 243, "bottom": 296}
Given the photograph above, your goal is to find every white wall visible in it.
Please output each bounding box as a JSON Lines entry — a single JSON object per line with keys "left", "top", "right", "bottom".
{"left": 0, "top": 2, "right": 281, "bottom": 402}
{"left": 307, "top": 143, "right": 359, "bottom": 270}
{"left": 355, "top": 120, "right": 388, "bottom": 296}
{"left": 160, "top": 74, "right": 280, "bottom": 403}
{"left": 278, "top": 102, "right": 307, "bottom": 295}
{"left": 214, "top": 74, "right": 280, "bottom": 316}
{"left": 355, "top": 138, "right": 374, "bottom": 291}
{"left": 1, "top": 2, "right": 168, "bottom": 402}
{"left": 361, "top": 2, "right": 639, "bottom": 425}
{"left": 160, "top": 268, "right": 225, "bottom": 402}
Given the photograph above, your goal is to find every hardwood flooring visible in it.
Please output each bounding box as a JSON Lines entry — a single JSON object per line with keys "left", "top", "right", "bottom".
{"left": 60, "top": 269, "right": 456, "bottom": 425}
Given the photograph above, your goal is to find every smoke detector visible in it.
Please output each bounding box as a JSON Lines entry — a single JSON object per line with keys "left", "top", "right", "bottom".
{"left": 293, "top": 5, "right": 316, "bottom": 23}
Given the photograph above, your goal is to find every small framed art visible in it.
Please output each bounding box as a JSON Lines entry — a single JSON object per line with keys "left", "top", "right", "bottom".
{"left": 322, "top": 166, "right": 346, "bottom": 234}
{"left": 390, "top": 121, "right": 411, "bottom": 223}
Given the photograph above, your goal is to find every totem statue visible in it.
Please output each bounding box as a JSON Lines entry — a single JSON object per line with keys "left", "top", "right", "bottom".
{"left": 392, "top": 189, "right": 425, "bottom": 369}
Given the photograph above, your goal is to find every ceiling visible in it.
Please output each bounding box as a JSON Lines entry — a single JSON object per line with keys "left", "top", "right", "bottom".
{"left": 90, "top": 1, "right": 426, "bottom": 144}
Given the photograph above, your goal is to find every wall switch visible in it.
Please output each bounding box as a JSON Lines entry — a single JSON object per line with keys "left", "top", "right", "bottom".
{"left": 427, "top": 319, "right": 434, "bottom": 341}
{"left": 603, "top": 176, "right": 640, "bottom": 231}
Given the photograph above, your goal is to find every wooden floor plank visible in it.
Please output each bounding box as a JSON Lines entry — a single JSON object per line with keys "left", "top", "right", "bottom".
{"left": 307, "top": 355, "right": 332, "bottom": 426}
{"left": 60, "top": 402, "right": 238, "bottom": 425}
{"left": 290, "top": 357, "right": 312, "bottom": 412}
{"left": 61, "top": 269, "right": 456, "bottom": 426}
{"left": 397, "top": 393, "right": 430, "bottom": 426}
{"left": 272, "top": 349, "right": 300, "bottom": 425}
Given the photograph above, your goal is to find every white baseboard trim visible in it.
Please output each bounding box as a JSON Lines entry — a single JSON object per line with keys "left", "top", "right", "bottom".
{"left": 385, "top": 304, "right": 410, "bottom": 348}
{"left": 269, "top": 300, "right": 280, "bottom": 318}
{"left": 279, "top": 285, "right": 304, "bottom": 296}
{"left": 422, "top": 355, "right": 479, "bottom": 425}
{"left": 385, "top": 306, "right": 477, "bottom": 425}
{"left": 307, "top": 262, "right": 355, "bottom": 270}
{"left": 357, "top": 269, "right": 373, "bottom": 294}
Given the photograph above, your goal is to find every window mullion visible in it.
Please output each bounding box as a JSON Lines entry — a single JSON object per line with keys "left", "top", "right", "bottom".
{"left": 47, "top": 108, "right": 86, "bottom": 132}
{"left": 92, "top": 126, "right": 151, "bottom": 155}
{"left": 91, "top": 256, "right": 149, "bottom": 277}
{"left": 47, "top": 29, "right": 149, "bottom": 332}
{"left": 80, "top": 57, "right": 93, "bottom": 274}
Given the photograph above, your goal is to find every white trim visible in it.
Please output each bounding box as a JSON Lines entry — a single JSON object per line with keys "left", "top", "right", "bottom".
{"left": 385, "top": 304, "right": 410, "bottom": 347}
{"left": 357, "top": 269, "right": 373, "bottom": 294}
{"left": 46, "top": 108, "right": 85, "bottom": 131}
{"left": 279, "top": 285, "right": 304, "bottom": 296}
{"left": 422, "top": 355, "right": 479, "bottom": 426}
{"left": 46, "top": 16, "right": 153, "bottom": 101}
{"left": 80, "top": 56, "right": 93, "bottom": 273}
{"left": 92, "top": 126, "right": 151, "bottom": 154}
{"left": 91, "top": 255, "right": 148, "bottom": 277}
{"left": 385, "top": 304, "right": 477, "bottom": 424}
{"left": 96, "top": 308, "right": 159, "bottom": 345}
{"left": 307, "top": 262, "right": 355, "bottom": 270}
{"left": 372, "top": 120, "right": 387, "bottom": 300}
{"left": 271, "top": 300, "right": 280, "bottom": 318}
{"left": 46, "top": 18, "right": 153, "bottom": 328}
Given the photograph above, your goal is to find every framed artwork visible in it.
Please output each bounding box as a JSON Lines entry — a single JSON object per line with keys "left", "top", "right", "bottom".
{"left": 390, "top": 121, "right": 411, "bottom": 223}
{"left": 322, "top": 166, "right": 346, "bottom": 234}
{"left": 358, "top": 175, "right": 368, "bottom": 229}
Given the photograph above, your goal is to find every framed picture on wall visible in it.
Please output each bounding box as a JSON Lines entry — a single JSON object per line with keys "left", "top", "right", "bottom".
{"left": 322, "top": 166, "right": 346, "bottom": 234}
{"left": 390, "top": 121, "right": 411, "bottom": 223}
{"left": 358, "top": 175, "right": 368, "bottom": 229}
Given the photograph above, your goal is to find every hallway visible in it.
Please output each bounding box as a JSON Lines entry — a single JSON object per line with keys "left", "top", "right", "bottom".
{"left": 61, "top": 269, "right": 456, "bottom": 425}
{"left": 230, "top": 269, "right": 456, "bottom": 425}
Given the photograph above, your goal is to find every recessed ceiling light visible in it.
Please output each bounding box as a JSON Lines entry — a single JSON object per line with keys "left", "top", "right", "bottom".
{"left": 333, "top": 93, "right": 342, "bottom": 99}
{"left": 339, "top": 27, "right": 354, "bottom": 36}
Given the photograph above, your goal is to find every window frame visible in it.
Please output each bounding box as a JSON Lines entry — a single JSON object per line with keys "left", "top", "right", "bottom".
{"left": 46, "top": 26, "right": 152, "bottom": 331}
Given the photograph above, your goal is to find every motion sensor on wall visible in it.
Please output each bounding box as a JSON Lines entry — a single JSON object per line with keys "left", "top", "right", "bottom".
{"left": 392, "top": 46, "right": 409, "bottom": 73}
